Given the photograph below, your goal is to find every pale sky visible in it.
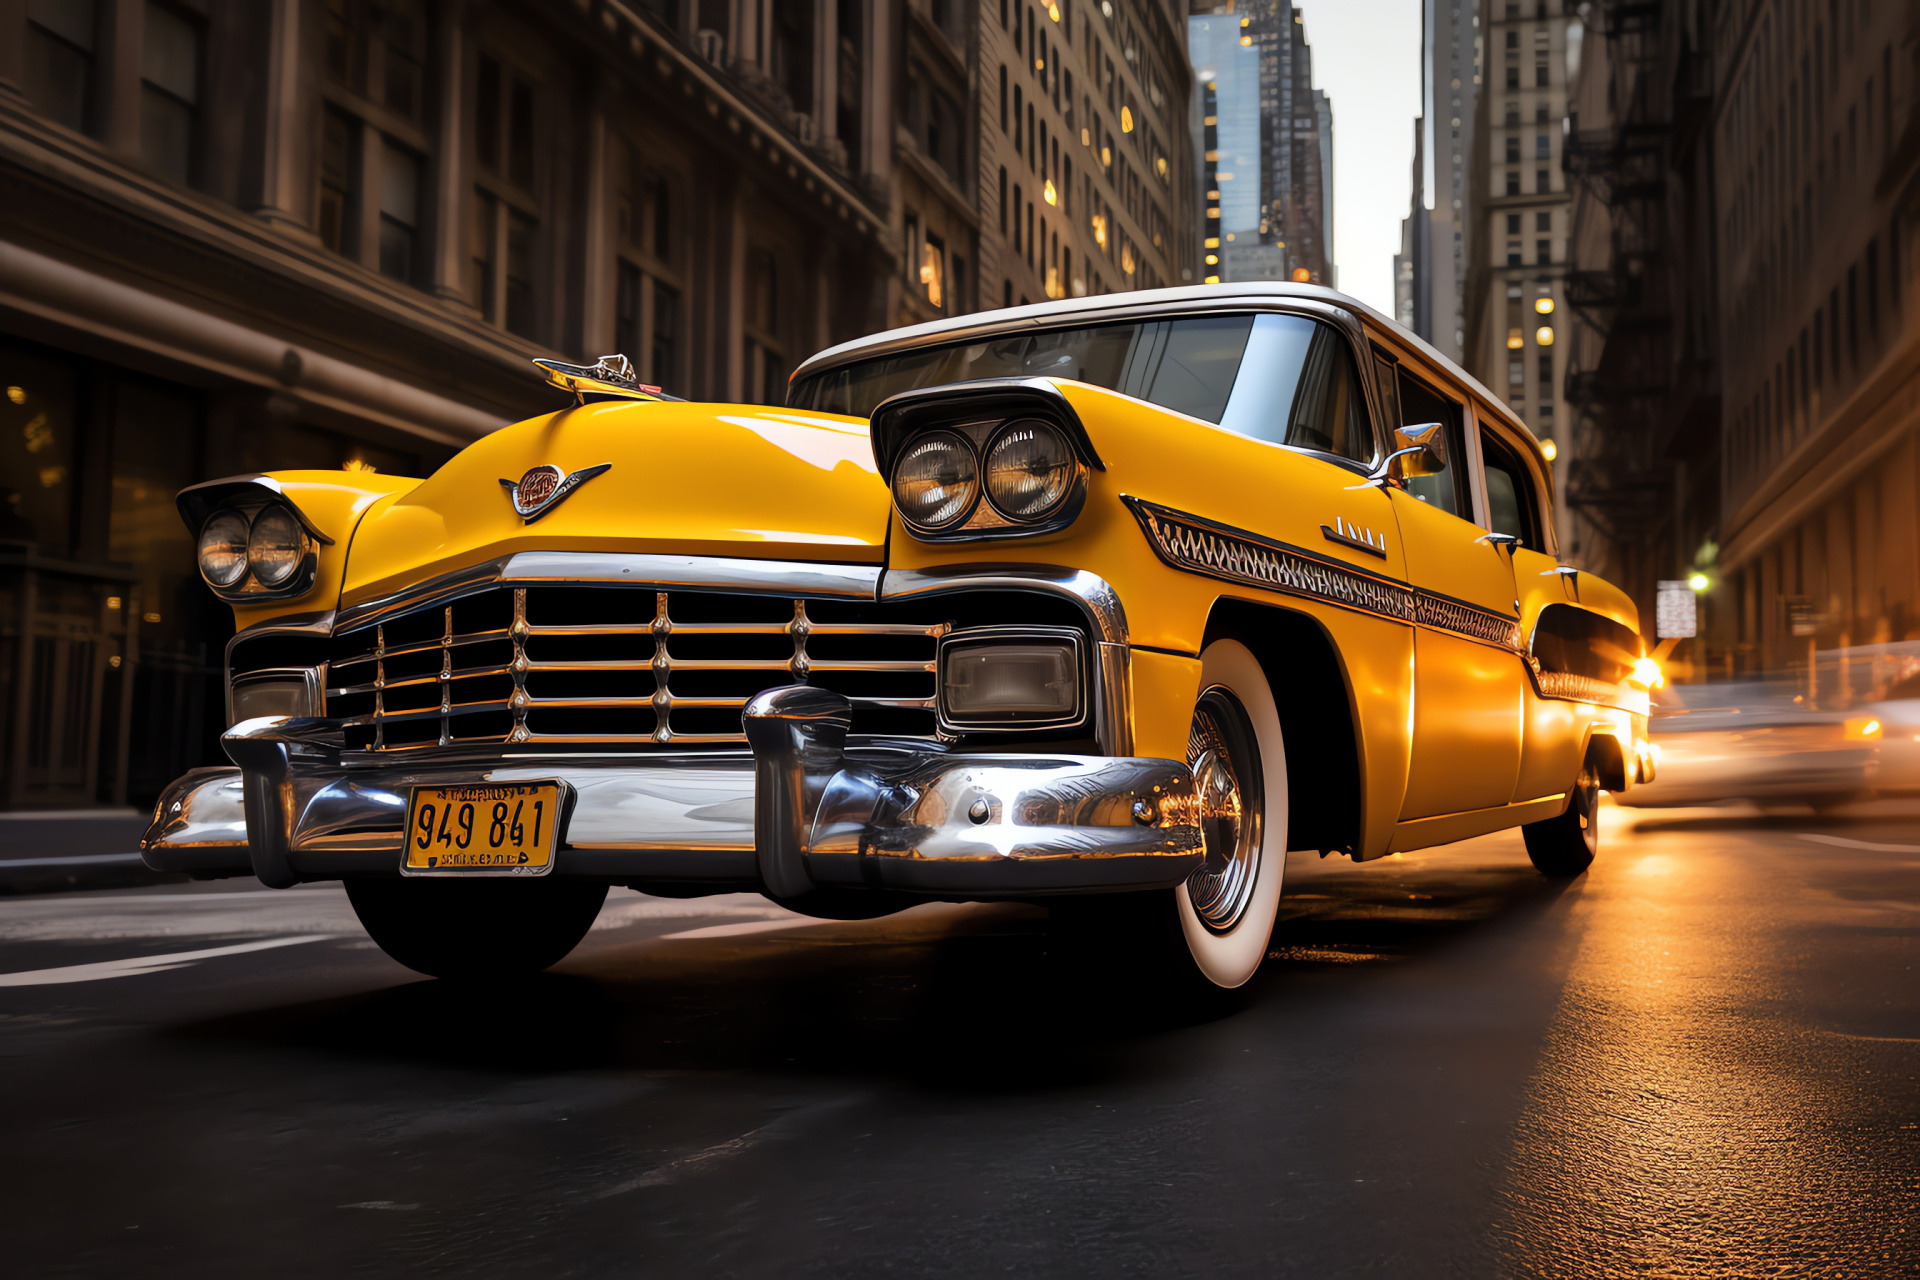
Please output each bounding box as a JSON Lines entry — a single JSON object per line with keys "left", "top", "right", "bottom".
{"left": 1294, "top": 0, "right": 1425, "bottom": 317}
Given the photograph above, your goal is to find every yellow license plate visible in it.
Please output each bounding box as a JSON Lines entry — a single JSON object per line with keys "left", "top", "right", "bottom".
{"left": 402, "top": 782, "right": 563, "bottom": 875}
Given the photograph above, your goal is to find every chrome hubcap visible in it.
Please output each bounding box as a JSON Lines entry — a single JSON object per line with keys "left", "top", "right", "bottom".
{"left": 1186, "top": 689, "right": 1263, "bottom": 934}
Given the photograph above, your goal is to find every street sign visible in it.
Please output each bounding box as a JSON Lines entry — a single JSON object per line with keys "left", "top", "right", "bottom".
{"left": 1656, "top": 580, "right": 1697, "bottom": 638}
{"left": 1787, "top": 597, "right": 1818, "bottom": 637}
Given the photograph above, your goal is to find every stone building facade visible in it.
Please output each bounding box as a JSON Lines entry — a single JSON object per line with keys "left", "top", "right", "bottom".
{"left": 1559, "top": 0, "right": 1920, "bottom": 678}
{"left": 1461, "top": 0, "right": 1576, "bottom": 553}
{"left": 0, "top": 0, "right": 1197, "bottom": 816}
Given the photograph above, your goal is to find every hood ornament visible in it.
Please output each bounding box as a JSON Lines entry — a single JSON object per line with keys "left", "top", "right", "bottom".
{"left": 533, "top": 354, "right": 680, "bottom": 405}
{"left": 500, "top": 463, "right": 612, "bottom": 522}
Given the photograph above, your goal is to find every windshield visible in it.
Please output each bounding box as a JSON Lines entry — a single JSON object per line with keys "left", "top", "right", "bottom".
{"left": 790, "top": 312, "right": 1377, "bottom": 464}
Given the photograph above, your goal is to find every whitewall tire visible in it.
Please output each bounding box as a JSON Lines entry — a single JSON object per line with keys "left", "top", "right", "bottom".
{"left": 1175, "top": 638, "right": 1289, "bottom": 989}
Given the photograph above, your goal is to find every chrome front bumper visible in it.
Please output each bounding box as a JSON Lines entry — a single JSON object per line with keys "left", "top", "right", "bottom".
{"left": 143, "top": 686, "right": 1201, "bottom": 899}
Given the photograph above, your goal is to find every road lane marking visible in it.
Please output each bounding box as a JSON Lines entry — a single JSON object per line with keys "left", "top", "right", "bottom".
{"left": 0, "top": 935, "right": 336, "bottom": 987}
{"left": 656, "top": 918, "right": 838, "bottom": 942}
{"left": 1797, "top": 833, "right": 1920, "bottom": 853}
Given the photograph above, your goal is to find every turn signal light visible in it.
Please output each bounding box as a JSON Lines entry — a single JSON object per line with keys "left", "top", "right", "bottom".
{"left": 1843, "top": 716, "right": 1883, "bottom": 741}
{"left": 1629, "top": 657, "right": 1665, "bottom": 690}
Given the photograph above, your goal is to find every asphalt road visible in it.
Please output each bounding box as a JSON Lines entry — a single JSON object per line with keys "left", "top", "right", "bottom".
{"left": 1, "top": 801, "right": 1915, "bottom": 1278}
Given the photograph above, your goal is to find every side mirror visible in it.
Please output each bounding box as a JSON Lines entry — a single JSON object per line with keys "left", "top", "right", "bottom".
{"left": 1390, "top": 422, "right": 1448, "bottom": 479}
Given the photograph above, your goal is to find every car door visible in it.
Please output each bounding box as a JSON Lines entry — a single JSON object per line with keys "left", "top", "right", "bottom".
{"left": 1481, "top": 422, "right": 1585, "bottom": 801}
{"left": 1380, "top": 359, "right": 1526, "bottom": 818}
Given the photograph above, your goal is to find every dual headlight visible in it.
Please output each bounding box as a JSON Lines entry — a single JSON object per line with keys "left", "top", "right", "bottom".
{"left": 197, "top": 504, "right": 314, "bottom": 595}
{"left": 892, "top": 419, "right": 1085, "bottom": 537}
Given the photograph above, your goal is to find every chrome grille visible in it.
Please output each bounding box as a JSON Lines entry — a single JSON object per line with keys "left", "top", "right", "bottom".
{"left": 325, "top": 586, "right": 948, "bottom": 751}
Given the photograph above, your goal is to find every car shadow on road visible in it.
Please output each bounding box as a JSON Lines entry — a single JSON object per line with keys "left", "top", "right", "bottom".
{"left": 169, "top": 853, "right": 1578, "bottom": 1091}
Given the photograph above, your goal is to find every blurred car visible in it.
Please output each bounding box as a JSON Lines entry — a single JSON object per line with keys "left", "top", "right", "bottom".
{"left": 1622, "top": 642, "right": 1920, "bottom": 809}
{"left": 141, "top": 283, "right": 1652, "bottom": 990}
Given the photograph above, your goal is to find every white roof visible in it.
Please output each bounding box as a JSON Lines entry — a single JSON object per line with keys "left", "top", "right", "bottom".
{"left": 792, "top": 282, "right": 1544, "bottom": 459}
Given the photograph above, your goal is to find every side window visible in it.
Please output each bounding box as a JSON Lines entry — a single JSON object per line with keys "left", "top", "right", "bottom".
{"left": 1214, "top": 314, "right": 1374, "bottom": 463}
{"left": 1395, "top": 368, "right": 1466, "bottom": 517}
{"left": 1480, "top": 428, "right": 1544, "bottom": 550}
{"left": 1285, "top": 323, "right": 1372, "bottom": 462}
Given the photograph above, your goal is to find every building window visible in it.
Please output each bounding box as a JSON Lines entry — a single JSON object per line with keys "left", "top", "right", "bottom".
{"left": 1536, "top": 211, "right": 1551, "bottom": 231}
{"left": 922, "top": 234, "right": 946, "bottom": 309}
{"left": 139, "top": 3, "right": 201, "bottom": 184}
{"left": 378, "top": 141, "right": 421, "bottom": 282}
{"left": 1507, "top": 214, "right": 1521, "bottom": 234}
{"left": 1506, "top": 65, "right": 1520, "bottom": 90}
{"left": 615, "top": 260, "right": 642, "bottom": 361}
{"left": 743, "top": 249, "right": 783, "bottom": 405}
{"left": 1538, "top": 352, "right": 1553, "bottom": 385}
{"left": 652, "top": 282, "right": 680, "bottom": 387}
{"left": 1509, "top": 360, "right": 1524, "bottom": 386}
{"left": 27, "top": 0, "right": 96, "bottom": 134}
{"left": 1505, "top": 136, "right": 1520, "bottom": 164}
{"left": 1536, "top": 238, "right": 1551, "bottom": 264}
{"left": 1506, "top": 170, "right": 1520, "bottom": 195}
{"left": 505, "top": 210, "right": 535, "bottom": 338}
{"left": 318, "top": 107, "right": 359, "bottom": 256}
{"left": 1535, "top": 133, "right": 1550, "bottom": 159}
{"left": 1536, "top": 168, "right": 1549, "bottom": 192}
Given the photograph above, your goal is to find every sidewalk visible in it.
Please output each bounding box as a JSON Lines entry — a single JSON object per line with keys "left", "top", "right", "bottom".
{"left": 0, "top": 809, "right": 188, "bottom": 894}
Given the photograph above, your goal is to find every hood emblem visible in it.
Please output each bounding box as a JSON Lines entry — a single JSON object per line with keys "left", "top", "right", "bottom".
{"left": 499, "top": 463, "right": 612, "bottom": 522}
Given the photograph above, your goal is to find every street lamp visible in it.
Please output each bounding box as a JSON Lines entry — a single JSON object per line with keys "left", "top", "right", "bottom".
{"left": 1688, "top": 572, "right": 1710, "bottom": 592}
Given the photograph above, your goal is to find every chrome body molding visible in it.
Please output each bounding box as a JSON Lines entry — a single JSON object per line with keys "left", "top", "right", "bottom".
{"left": 144, "top": 702, "right": 1201, "bottom": 898}
{"left": 1528, "top": 668, "right": 1651, "bottom": 715}
{"left": 1124, "top": 497, "right": 1525, "bottom": 652}
{"left": 500, "top": 551, "right": 883, "bottom": 598}
{"left": 880, "top": 563, "right": 1132, "bottom": 754}
{"left": 225, "top": 611, "right": 336, "bottom": 669}
{"left": 337, "top": 552, "right": 883, "bottom": 634}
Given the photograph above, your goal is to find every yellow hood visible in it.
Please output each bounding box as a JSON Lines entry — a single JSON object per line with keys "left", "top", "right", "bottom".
{"left": 340, "top": 401, "right": 884, "bottom": 608}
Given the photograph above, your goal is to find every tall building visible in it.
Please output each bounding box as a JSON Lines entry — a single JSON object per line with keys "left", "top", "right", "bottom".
{"left": 1461, "top": 0, "right": 1575, "bottom": 546}
{"left": 1562, "top": 0, "right": 1920, "bottom": 676}
{"left": 1187, "top": 1, "right": 1333, "bottom": 286}
{"left": 0, "top": 0, "right": 1196, "bottom": 818}
{"left": 1395, "top": 0, "right": 1479, "bottom": 363}
{"left": 976, "top": 0, "right": 1196, "bottom": 308}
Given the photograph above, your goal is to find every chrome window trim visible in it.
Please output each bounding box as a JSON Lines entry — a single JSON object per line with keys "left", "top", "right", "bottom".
{"left": 794, "top": 299, "right": 1391, "bottom": 469}
{"left": 936, "top": 625, "right": 1088, "bottom": 734}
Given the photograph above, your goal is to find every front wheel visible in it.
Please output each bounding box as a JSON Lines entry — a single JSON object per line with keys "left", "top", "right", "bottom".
{"left": 345, "top": 876, "right": 608, "bottom": 979}
{"left": 1523, "top": 752, "right": 1601, "bottom": 877}
{"left": 1174, "top": 639, "right": 1290, "bottom": 988}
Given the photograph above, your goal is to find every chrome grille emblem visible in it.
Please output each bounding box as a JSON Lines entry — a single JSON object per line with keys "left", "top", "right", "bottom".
{"left": 499, "top": 463, "right": 611, "bottom": 522}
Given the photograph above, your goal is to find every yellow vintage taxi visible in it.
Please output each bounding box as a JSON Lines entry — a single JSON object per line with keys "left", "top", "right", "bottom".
{"left": 143, "top": 284, "right": 1654, "bottom": 989}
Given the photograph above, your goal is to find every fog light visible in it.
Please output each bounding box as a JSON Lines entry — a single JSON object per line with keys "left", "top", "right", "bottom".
{"left": 940, "top": 630, "right": 1082, "bottom": 729}
{"left": 230, "top": 672, "right": 317, "bottom": 725}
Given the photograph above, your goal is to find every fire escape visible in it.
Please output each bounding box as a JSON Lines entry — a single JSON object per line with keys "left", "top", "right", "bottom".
{"left": 1560, "top": 0, "right": 1720, "bottom": 598}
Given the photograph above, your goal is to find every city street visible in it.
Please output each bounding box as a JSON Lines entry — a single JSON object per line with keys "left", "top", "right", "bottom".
{"left": 1, "top": 803, "right": 1914, "bottom": 1277}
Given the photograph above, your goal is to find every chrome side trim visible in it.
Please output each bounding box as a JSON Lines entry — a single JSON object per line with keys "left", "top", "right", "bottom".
{"left": 1125, "top": 497, "right": 1526, "bottom": 652}
{"left": 500, "top": 552, "right": 883, "bottom": 598}
{"left": 225, "top": 612, "right": 336, "bottom": 671}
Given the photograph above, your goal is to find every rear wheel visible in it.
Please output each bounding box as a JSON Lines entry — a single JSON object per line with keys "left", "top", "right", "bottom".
{"left": 345, "top": 876, "right": 608, "bottom": 979}
{"left": 1523, "top": 751, "right": 1601, "bottom": 877}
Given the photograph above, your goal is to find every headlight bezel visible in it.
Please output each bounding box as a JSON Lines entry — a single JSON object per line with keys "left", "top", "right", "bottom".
{"left": 871, "top": 380, "right": 1098, "bottom": 543}
{"left": 887, "top": 420, "right": 1090, "bottom": 542}
{"left": 196, "top": 502, "right": 320, "bottom": 600}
